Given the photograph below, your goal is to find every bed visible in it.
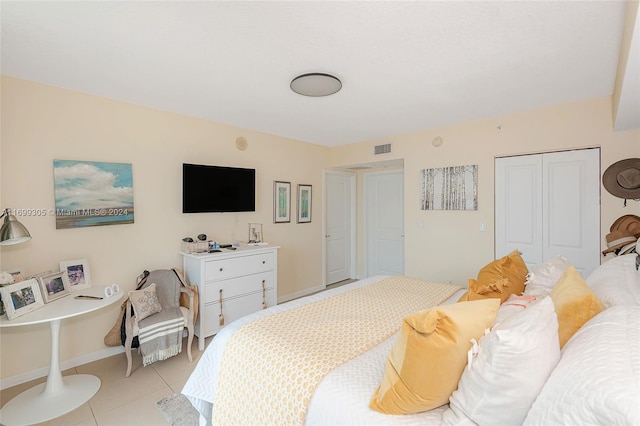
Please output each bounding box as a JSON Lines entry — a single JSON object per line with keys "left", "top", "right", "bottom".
{"left": 182, "top": 253, "right": 640, "bottom": 426}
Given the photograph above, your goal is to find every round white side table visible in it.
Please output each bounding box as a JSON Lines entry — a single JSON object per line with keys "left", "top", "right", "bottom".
{"left": 0, "top": 286, "right": 123, "bottom": 426}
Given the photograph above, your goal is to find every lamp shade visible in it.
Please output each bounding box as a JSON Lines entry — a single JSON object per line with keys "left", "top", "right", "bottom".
{"left": 0, "top": 209, "right": 32, "bottom": 246}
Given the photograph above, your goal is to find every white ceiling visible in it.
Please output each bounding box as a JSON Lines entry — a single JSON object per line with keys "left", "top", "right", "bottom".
{"left": 1, "top": 1, "right": 638, "bottom": 147}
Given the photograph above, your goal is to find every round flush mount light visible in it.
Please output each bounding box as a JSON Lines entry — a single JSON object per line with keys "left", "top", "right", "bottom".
{"left": 290, "top": 73, "right": 342, "bottom": 97}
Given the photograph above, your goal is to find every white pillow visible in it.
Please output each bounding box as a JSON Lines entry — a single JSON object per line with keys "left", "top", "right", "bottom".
{"left": 443, "top": 297, "right": 560, "bottom": 426}
{"left": 523, "top": 305, "right": 640, "bottom": 425}
{"left": 525, "top": 255, "right": 572, "bottom": 292}
{"left": 586, "top": 254, "right": 640, "bottom": 307}
{"left": 493, "top": 293, "right": 539, "bottom": 325}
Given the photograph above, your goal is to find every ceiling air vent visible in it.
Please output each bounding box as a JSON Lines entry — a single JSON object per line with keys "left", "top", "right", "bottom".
{"left": 374, "top": 143, "right": 391, "bottom": 155}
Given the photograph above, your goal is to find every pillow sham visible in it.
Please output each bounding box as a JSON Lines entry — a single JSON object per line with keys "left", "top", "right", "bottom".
{"left": 459, "top": 250, "right": 528, "bottom": 303}
{"left": 523, "top": 306, "right": 640, "bottom": 426}
{"left": 586, "top": 254, "right": 640, "bottom": 307}
{"left": 443, "top": 297, "right": 560, "bottom": 426}
{"left": 549, "top": 266, "right": 604, "bottom": 348}
{"left": 128, "top": 283, "right": 162, "bottom": 321}
{"left": 524, "top": 255, "right": 572, "bottom": 293}
{"left": 369, "top": 298, "right": 500, "bottom": 415}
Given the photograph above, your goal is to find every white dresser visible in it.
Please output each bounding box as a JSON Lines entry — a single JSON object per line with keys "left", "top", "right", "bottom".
{"left": 181, "top": 245, "right": 279, "bottom": 350}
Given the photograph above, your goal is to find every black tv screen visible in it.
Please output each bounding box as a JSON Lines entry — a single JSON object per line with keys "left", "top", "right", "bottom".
{"left": 183, "top": 163, "right": 256, "bottom": 213}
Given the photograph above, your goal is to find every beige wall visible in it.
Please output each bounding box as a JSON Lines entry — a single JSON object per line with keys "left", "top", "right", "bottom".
{"left": 0, "top": 76, "right": 331, "bottom": 380}
{"left": 333, "top": 96, "right": 640, "bottom": 286}
{"left": 1, "top": 77, "right": 639, "bottom": 383}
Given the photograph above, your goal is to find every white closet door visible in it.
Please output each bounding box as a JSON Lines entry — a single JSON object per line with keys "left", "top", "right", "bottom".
{"left": 542, "top": 150, "right": 600, "bottom": 277}
{"left": 495, "top": 155, "right": 543, "bottom": 271}
{"left": 495, "top": 149, "right": 600, "bottom": 277}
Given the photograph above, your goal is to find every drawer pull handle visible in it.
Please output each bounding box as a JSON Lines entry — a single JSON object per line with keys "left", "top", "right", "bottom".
{"left": 262, "top": 261, "right": 266, "bottom": 264}
{"left": 219, "top": 267, "right": 223, "bottom": 272}
{"left": 219, "top": 289, "right": 225, "bottom": 326}
{"left": 262, "top": 280, "right": 267, "bottom": 310}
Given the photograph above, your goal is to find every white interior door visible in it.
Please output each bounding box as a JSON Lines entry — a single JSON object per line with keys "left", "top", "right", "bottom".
{"left": 496, "top": 148, "right": 600, "bottom": 277}
{"left": 325, "top": 171, "right": 354, "bottom": 285}
{"left": 365, "top": 170, "right": 404, "bottom": 276}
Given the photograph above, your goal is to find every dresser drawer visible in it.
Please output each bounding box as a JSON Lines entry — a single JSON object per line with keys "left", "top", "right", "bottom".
{"left": 200, "top": 288, "right": 276, "bottom": 337}
{"left": 204, "top": 272, "right": 275, "bottom": 304}
{"left": 204, "top": 252, "right": 274, "bottom": 282}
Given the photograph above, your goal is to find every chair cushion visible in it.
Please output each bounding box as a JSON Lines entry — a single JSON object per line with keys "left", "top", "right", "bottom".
{"left": 129, "top": 283, "right": 162, "bottom": 321}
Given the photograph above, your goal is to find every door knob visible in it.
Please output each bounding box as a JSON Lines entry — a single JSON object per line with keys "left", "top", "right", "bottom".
{"left": 325, "top": 234, "right": 330, "bottom": 237}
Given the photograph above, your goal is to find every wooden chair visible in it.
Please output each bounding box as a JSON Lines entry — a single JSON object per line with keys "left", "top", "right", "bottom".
{"left": 124, "top": 269, "right": 195, "bottom": 377}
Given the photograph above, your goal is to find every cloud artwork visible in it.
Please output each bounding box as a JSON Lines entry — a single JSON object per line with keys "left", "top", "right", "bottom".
{"left": 54, "top": 160, "right": 134, "bottom": 229}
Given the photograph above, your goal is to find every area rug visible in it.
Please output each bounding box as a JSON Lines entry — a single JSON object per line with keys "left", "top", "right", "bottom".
{"left": 156, "top": 393, "right": 199, "bottom": 426}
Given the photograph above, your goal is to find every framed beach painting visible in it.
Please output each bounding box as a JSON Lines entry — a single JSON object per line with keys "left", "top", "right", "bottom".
{"left": 273, "top": 181, "right": 291, "bottom": 223}
{"left": 297, "top": 184, "right": 312, "bottom": 223}
{"left": 53, "top": 160, "right": 134, "bottom": 229}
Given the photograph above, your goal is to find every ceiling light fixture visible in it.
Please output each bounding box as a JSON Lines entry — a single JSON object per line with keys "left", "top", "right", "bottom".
{"left": 290, "top": 73, "right": 342, "bottom": 97}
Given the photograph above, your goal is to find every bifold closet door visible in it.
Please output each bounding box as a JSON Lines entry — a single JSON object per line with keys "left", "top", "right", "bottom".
{"left": 495, "top": 149, "right": 600, "bottom": 277}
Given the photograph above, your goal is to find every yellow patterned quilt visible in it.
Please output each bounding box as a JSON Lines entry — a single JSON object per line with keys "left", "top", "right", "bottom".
{"left": 211, "top": 276, "right": 460, "bottom": 425}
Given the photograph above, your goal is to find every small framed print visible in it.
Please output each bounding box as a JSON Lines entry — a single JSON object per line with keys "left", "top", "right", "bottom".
{"left": 38, "top": 271, "right": 71, "bottom": 303}
{"left": 274, "top": 181, "right": 291, "bottom": 223}
{"left": 297, "top": 184, "right": 312, "bottom": 223}
{"left": 59, "top": 258, "right": 91, "bottom": 290}
{"left": 0, "top": 279, "right": 45, "bottom": 320}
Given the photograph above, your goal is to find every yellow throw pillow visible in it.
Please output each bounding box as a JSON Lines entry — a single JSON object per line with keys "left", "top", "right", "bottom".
{"left": 550, "top": 266, "right": 604, "bottom": 348}
{"left": 369, "top": 298, "right": 500, "bottom": 415}
{"left": 463, "top": 250, "right": 528, "bottom": 303}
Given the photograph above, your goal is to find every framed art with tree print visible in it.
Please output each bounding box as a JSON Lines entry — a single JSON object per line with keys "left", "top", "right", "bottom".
{"left": 297, "top": 184, "right": 312, "bottom": 223}
{"left": 274, "top": 181, "right": 291, "bottom": 223}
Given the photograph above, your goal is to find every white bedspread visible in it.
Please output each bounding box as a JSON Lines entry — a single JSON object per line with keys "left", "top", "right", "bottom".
{"left": 182, "top": 276, "right": 465, "bottom": 425}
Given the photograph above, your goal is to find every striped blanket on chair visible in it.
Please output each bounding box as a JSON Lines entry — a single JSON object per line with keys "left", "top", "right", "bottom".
{"left": 138, "top": 307, "right": 184, "bottom": 366}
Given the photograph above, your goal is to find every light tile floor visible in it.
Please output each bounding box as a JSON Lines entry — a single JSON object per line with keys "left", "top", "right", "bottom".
{"left": 0, "top": 278, "right": 356, "bottom": 425}
{"left": 0, "top": 336, "right": 211, "bottom": 426}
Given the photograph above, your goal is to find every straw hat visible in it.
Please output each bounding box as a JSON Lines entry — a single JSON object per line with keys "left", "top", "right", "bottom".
{"left": 602, "top": 229, "right": 638, "bottom": 255}
{"left": 609, "top": 214, "right": 640, "bottom": 238}
{"left": 602, "top": 158, "right": 640, "bottom": 200}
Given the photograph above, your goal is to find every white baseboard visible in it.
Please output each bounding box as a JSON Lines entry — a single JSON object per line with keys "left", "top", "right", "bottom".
{"left": 278, "top": 284, "right": 325, "bottom": 304}
{"left": 0, "top": 346, "right": 125, "bottom": 391}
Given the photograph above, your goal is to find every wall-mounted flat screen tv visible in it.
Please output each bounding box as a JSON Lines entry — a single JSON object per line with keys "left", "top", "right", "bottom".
{"left": 183, "top": 163, "right": 256, "bottom": 213}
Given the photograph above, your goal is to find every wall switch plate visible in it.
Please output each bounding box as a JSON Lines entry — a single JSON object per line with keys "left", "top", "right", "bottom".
{"left": 480, "top": 222, "right": 487, "bottom": 232}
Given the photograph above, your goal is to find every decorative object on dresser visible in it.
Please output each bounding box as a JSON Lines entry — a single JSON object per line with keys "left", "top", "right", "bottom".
{"left": 37, "top": 270, "right": 71, "bottom": 303}
{"left": 59, "top": 258, "right": 92, "bottom": 290}
{"left": 181, "top": 244, "right": 279, "bottom": 350}
{"left": 273, "top": 181, "right": 291, "bottom": 223}
{"left": 297, "top": 184, "right": 312, "bottom": 223}
{"left": 248, "top": 223, "right": 263, "bottom": 243}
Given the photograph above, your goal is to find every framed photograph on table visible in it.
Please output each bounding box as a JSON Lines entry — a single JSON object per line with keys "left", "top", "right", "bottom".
{"left": 274, "top": 181, "right": 291, "bottom": 223}
{"left": 59, "top": 258, "right": 91, "bottom": 290}
{"left": 297, "top": 184, "right": 312, "bottom": 223}
{"left": 0, "top": 278, "right": 45, "bottom": 320}
{"left": 38, "top": 271, "right": 71, "bottom": 303}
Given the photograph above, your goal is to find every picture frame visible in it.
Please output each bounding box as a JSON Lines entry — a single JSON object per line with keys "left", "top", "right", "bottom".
{"left": 274, "top": 181, "right": 291, "bottom": 223}
{"left": 0, "top": 278, "right": 45, "bottom": 320}
{"left": 248, "top": 223, "right": 263, "bottom": 243}
{"left": 297, "top": 184, "right": 312, "bottom": 223}
{"left": 37, "top": 270, "right": 71, "bottom": 303}
{"left": 59, "top": 258, "right": 92, "bottom": 290}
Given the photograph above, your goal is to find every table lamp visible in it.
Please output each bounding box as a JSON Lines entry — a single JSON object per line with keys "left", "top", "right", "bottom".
{"left": 0, "top": 208, "right": 32, "bottom": 245}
